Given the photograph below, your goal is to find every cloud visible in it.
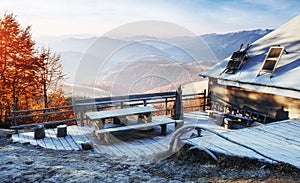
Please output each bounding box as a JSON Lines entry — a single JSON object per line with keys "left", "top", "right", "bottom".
{"left": 1, "top": 0, "right": 300, "bottom": 36}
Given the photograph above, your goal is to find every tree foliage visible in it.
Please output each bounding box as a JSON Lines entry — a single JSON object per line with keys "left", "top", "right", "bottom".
{"left": 36, "top": 46, "right": 65, "bottom": 108}
{"left": 0, "top": 13, "right": 69, "bottom": 127}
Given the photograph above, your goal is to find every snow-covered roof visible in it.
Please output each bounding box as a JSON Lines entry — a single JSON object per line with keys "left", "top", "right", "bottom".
{"left": 201, "top": 14, "right": 300, "bottom": 99}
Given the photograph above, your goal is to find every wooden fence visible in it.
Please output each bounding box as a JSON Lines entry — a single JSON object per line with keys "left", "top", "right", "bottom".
{"left": 9, "top": 89, "right": 209, "bottom": 129}
{"left": 9, "top": 105, "right": 76, "bottom": 130}
{"left": 74, "top": 90, "right": 209, "bottom": 126}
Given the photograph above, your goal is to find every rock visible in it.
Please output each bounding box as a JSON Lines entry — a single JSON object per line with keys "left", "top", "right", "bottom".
{"left": 25, "top": 161, "right": 34, "bottom": 165}
{"left": 80, "top": 141, "right": 93, "bottom": 150}
{"left": 5, "top": 161, "right": 13, "bottom": 165}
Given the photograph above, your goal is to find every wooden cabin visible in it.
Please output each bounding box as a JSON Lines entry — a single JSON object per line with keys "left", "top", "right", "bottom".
{"left": 200, "top": 15, "right": 300, "bottom": 122}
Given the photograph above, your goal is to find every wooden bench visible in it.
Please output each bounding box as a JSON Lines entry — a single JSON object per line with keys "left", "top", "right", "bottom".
{"left": 206, "top": 109, "right": 256, "bottom": 127}
{"left": 86, "top": 106, "right": 159, "bottom": 126}
{"left": 94, "top": 118, "right": 184, "bottom": 143}
{"left": 74, "top": 91, "right": 178, "bottom": 126}
{"left": 86, "top": 106, "right": 184, "bottom": 143}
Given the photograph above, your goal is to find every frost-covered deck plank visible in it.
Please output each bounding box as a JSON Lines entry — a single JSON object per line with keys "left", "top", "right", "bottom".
{"left": 48, "top": 128, "right": 71, "bottom": 150}
{"left": 187, "top": 120, "right": 300, "bottom": 168}
{"left": 64, "top": 133, "right": 81, "bottom": 151}
{"left": 66, "top": 125, "right": 87, "bottom": 151}
{"left": 11, "top": 111, "right": 210, "bottom": 157}
{"left": 221, "top": 132, "right": 299, "bottom": 163}
{"left": 80, "top": 124, "right": 122, "bottom": 156}
{"left": 187, "top": 136, "right": 268, "bottom": 160}
{"left": 23, "top": 132, "right": 38, "bottom": 146}
{"left": 45, "top": 128, "right": 65, "bottom": 150}
{"left": 42, "top": 129, "right": 57, "bottom": 150}
{"left": 227, "top": 127, "right": 300, "bottom": 153}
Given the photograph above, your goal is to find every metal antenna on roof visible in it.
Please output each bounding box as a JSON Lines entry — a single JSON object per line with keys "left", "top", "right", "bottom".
{"left": 238, "top": 44, "right": 243, "bottom": 51}
{"left": 244, "top": 44, "right": 252, "bottom": 52}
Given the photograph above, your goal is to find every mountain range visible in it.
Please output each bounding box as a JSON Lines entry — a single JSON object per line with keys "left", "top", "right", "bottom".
{"left": 36, "top": 29, "right": 273, "bottom": 96}
{"left": 201, "top": 29, "right": 273, "bottom": 61}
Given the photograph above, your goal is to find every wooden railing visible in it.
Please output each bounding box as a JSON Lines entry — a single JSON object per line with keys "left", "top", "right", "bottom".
{"left": 9, "top": 89, "right": 209, "bottom": 129}
{"left": 74, "top": 89, "right": 209, "bottom": 126}
{"left": 9, "top": 105, "right": 76, "bottom": 131}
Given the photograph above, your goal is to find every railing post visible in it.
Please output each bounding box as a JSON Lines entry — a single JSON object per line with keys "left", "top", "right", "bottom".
{"left": 202, "top": 89, "right": 207, "bottom": 111}
{"left": 12, "top": 103, "right": 18, "bottom": 133}
{"left": 165, "top": 98, "right": 168, "bottom": 115}
{"left": 80, "top": 108, "right": 84, "bottom": 126}
{"left": 173, "top": 86, "right": 183, "bottom": 120}
{"left": 143, "top": 100, "right": 147, "bottom": 106}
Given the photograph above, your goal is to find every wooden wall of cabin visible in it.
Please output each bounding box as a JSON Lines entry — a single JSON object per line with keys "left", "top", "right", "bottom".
{"left": 208, "top": 78, "right": 300, "bottom": 121}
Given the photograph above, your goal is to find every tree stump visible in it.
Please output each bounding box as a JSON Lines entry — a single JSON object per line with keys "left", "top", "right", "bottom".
{"left": 34, "top": 125, "right": 45, "bottom": 139}
{"left": 57, "top": 125, "right": 67, "bottom": 137}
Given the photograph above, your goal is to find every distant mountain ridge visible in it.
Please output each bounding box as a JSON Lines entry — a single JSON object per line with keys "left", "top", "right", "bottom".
{"left": 201, "top": 29, "right": 273, "bottom": 61}
{"left": 35, "top": 29, "right": 273, "bottom": 84}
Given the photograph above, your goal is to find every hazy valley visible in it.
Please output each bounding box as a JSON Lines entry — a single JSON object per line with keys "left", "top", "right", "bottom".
{"left": 37, "top": 29, "right": 272, "bottom": 97}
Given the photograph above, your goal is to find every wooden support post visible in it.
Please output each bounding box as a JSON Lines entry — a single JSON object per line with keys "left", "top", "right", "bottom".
{"left": 224, "top": 118, "right": 232, "bottom": 129}
{"left": 165, "top": 98, "right": 168, "bottom": 115}
{"left": 12, "top": 103, "right": 18, "bottom": 134}
{"left": 203, "top": 89, "right": 207, "bottom": 111}
{"left": 113, "top": 117, "right": 121, "bottom": 124}
{"left": 94, "top": 120, "right": 104, "bottom": 130}
{"left": 34, "top": 124, "right": 45, "bottom": 139}
{"left": 160, "top": 124, "right": 167, "bottom": 135}
{"left": 173, "top": 86, "right": 183, "bottom": 120}
{"left": 94, "top": 120, "right": 104, "bottom": 140}
{"left": 146, "top": 113, "right": 152, "bottom": 123}
{"left": 103, "top": 133, "right": 111, "bottom": 144}
{"left": 80, "top": 108, "right": 84, "bottom": 126}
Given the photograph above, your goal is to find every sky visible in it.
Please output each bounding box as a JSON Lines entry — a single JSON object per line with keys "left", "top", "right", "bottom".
{"left": 1, "top": 0, "right": 300, "bottom": 38}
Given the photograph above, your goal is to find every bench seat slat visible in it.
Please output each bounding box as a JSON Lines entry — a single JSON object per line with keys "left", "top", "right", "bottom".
{"left": 95, "top": 119, "right": 183, "bottom": 134}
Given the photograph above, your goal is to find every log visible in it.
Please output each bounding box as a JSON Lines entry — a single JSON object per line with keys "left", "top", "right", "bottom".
{"left": 34, "top": 125, "right": 45, "bottom": 139}
{"left": 56, "top": 125, "right": 67, "bottom": 137}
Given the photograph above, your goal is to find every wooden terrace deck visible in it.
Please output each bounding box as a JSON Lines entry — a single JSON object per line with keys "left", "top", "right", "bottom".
{"left": 12, "top": 111, "right": 213, "bottom": 162}
{"left": 187, "top": 119, "right": 300, "bottom": 168}
{"left": 11, "top": 111, "right": 300, "bottom": 168}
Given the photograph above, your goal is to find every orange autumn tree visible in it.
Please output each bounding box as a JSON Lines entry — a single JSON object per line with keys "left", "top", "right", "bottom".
{"left": 0, "top": 13, "right": 70, "bottom": 127}
{"left": 0, "top": 13, "right": 40, "bottom": 125}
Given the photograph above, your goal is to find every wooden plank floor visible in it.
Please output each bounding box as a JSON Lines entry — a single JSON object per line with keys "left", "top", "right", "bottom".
{"left": 12, "top": 111, "right": 210, "bottom": 161}
{"left": 187, "top": 119, "right": 300, "bottom": 168}
{"left": 12, "top": 111, "right": 300, "bottom": 168}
